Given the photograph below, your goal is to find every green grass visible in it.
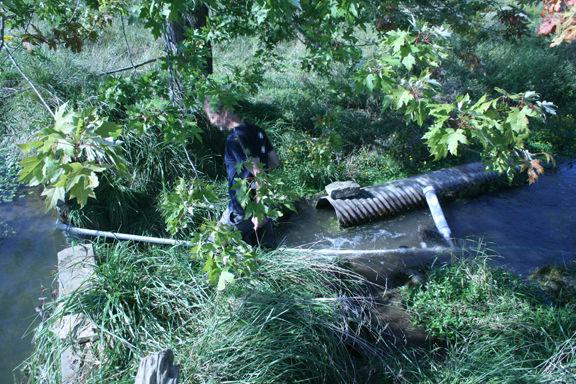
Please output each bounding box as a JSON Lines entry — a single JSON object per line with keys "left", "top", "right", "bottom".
{"left": 21, "top": 241, "right": 576, "bottom": 383}
{"left": 401, "top": 246, "right": 576, "bottom": 383}
{"left": 22, "top": 242, "right": 389, "bottom": 383}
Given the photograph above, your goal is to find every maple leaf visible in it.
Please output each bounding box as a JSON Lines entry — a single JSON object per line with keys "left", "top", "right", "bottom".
{"left": 538, "top": 14, "right": 561, "bottom": 35}
{"left": 527, "top": 159, "right": 545, "bottom": 184}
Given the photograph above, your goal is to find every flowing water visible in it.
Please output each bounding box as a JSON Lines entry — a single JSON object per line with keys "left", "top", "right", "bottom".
{"left": 279, "top": 162, "right": 576, "bottom": 276}
{"left": 0, "top": 192, "right": 65, "bottom": 383}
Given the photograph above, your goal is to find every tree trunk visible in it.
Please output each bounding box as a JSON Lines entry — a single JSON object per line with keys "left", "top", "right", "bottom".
{"left": 163, "top": 4, "right": 212, "bottom": 110}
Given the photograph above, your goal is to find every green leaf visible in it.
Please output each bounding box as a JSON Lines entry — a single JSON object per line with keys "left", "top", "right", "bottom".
{"left": 506, "top": 108, "right": 529, "bottom": 134}
{"left": 68, "top": 180, "right": 93, "bottom": 208}
{"left": 395, "top": 89, "right": 413, "bottom": 109}
{"left": 217, "top": 270, "right": 235, "bottom": 291}
{"left": 19, "top": 156, "right": 43, "bottom": 183}
{"left": 390, "top": 31, "right": 408, "bottom": 53}
{"left": 365, "top": 73, "right": 376, "bottom": 91}
{"left": 402, "top": 53, "right": 416, "bottom": 71}
{"left": 41, "top": 186, "right": 65, "bottom": 210}
{"left": 446, "top": 128, "right": 468, "bottom": 156}
{"left": 95, "top": 121, "right": 122, "bottom": 139}
{"left": 53, "top": 103, "right": 75, "bottom": 134}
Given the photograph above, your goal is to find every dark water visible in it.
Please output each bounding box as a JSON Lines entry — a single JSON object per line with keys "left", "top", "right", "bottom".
{"left": 0, "top": 192, "right": 65, "bottom": 383}
{"left": 445, "top": 162, "right": 576, "bottom": 275}
{"left": 279, "top": 162, "right": 576, "bottom": 276}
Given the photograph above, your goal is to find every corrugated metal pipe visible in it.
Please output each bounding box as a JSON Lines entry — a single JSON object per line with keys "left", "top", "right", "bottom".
{"left": 316, "top": 162, "right": 502, "bottom": 227}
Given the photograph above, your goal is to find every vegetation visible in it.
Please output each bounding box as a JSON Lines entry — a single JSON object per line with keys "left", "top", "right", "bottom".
{"left": 401, "top": 250, "right": 576, "bottom": 382}
{"left": 2, "top": 0, "right": 576, "bottom": 382}
{"left": 22, "top": 243, "right": 385, "bottom": 383}
{"left": 21, "top": 243, "right": 576, "bottom": 383}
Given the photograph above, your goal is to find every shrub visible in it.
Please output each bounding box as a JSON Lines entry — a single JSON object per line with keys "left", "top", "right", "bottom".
{"left": 402, "top": 247, "right": 576, "bottom": 382}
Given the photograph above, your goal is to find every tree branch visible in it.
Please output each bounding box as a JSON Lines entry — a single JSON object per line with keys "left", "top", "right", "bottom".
{"left": 98, "top": 57, "right": 162, "bottom": 76}
{"left": 5, "top": 47, "right": 55, "bottom": 118}
{"left": 120, "top": 15, "right": 137, "bottom": 73}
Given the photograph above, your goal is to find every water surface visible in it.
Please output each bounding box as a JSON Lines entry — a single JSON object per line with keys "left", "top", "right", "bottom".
{"left": 279, "top": 162, "right": 576, "bottom": 276}
{"left": 0, "top": 192, "right": 65, "bottom": 383}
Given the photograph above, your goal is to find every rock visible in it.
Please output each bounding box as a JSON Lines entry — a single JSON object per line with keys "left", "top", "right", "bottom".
{"left": 135, "top": 350, "right": 180, "bottom": 384}
{"left": 325, "top": 181, "right": 360, "bottom": 199}
{"left": 57, "top": 244, "right": 96, "bottom": 296}
{"left": 55, "top": 314, "right": 98, "bottom": 343}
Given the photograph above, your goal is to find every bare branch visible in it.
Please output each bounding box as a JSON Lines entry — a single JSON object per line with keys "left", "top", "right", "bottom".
{"left": 98, "top": 57, "right": 161, "bottom": 76}
{"left": 5, "top": 47, "right": 55, "bottom": 118}
{"left": 120, "top": 15, "right": 137, "bottom": 73}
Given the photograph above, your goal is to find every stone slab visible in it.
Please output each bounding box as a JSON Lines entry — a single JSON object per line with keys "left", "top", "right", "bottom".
{"left": 57, "top": 244, "right": 95, "bottom": 296}
{"left": 61, "top": 347, "right": 81, "bottom": 384}
{"left": 325, "top": 181, "right": 361, "bottom": 199}
{"left": 55, "top": 313, "right": 98, "bottom": 343}
{"left": 135, "top": 349, "right": 180, "bottom": 384}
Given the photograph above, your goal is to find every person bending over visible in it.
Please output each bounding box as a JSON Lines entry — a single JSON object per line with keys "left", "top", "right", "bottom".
{"left": 203, "top": 99, "right": 280, "bottom": 245}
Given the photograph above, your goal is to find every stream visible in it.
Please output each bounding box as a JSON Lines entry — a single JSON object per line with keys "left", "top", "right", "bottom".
{"left": 0, "top": 193, "right": 65, "bottom": 383}
{"left": 0, "top": 162, "right": 574, "bottom": 381}
{"left": 279, "top": 162, "right": 576, "bottom": 276}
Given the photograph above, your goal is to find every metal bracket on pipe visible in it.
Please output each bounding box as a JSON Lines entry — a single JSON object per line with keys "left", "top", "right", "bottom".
{"left": 422, "top": 186, "right": 454, "bottom": 247}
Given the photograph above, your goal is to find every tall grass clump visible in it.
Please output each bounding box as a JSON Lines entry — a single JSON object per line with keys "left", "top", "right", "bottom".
{"left": 401, "top": 246, "right": 576, "bottom": 382}
{"left": 22, "top": 242, "right": 389, "bottom": 383}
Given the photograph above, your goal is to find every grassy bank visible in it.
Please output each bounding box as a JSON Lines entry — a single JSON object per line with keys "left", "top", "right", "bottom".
{"left": 20, "top": 242, "right": 576, "bottom": 383}
{"left": 23, "top": 243, "right": 388, "bottom": 383}
{"left": 402, "top": 252, "right": 576, "bottom": 382}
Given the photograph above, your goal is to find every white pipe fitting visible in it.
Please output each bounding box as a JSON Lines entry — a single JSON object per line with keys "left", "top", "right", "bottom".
{"left": 422, "top": 186, "right": 454, "bottom": 247}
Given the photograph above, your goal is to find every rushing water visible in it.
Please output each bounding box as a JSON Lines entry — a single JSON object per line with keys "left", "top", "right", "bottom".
{"left": 0, "top": 192, "right": 65, "bottom": 383}
{"left": 279, "top": 162, "right": 576, "bottom": 276}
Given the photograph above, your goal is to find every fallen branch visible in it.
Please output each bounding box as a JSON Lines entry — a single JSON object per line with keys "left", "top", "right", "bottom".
{"left": 99, "top": 57, "right": 162, "bottom": 76}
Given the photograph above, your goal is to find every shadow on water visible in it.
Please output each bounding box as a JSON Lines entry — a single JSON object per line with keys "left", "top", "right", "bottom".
{"left": 0, "top": 191, "right": 65, "bottom": 383}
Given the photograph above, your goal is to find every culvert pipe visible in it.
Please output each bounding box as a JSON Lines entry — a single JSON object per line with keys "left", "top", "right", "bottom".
{"left": 316, "top": 162, "right": 502, "bottom": 227}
